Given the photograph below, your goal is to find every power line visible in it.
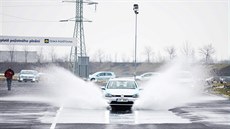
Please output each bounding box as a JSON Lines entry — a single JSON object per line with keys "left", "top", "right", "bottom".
{"left": 1, "top": 0, "right": 60, "bottom": 2}
{"left": 0, "top": 13, "right": 60, "bottom": 23}
{"left": 0, "top": 0, "right": 75, "bottom": 8}
{"left": 0, "top": 1, "right": 73, "bottom": 7}
{"left": 0, "top": 20, "right": 59, "bottom": 23}
{"left": 0, "top": 4, "right": 66, "bottom": 8}
{"left": 65, "top": 0, "right": 221, "bottom": 2}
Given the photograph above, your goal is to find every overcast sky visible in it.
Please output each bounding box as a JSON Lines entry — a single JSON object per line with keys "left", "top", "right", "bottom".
{"left": 0, "top": 0, "right": 229, "bottom": 62}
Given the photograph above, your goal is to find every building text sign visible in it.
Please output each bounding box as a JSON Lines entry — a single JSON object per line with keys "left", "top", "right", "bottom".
{"left": 0, "top": 36, "right": 76, "bottom": 46}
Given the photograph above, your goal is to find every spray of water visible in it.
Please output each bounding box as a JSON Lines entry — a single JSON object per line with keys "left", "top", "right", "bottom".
{"left": 1, "top": 65, "right": 108, "bottom": 109}
{"left": 134, "top": 58, "right": 209, "bottom": 110}
{"left": 1, "top": 60, "right": 212, "bottom": 111}
{"left": 37, "top": 66, "right": 108, "bottom": 109}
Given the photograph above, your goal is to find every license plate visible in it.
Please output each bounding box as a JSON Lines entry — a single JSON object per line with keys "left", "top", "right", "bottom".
{"left": 117, "top": 98, "right": 128, "bottom": 102}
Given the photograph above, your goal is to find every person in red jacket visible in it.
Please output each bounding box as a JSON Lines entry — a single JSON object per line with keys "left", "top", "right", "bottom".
{"left": 4, "top": 67, "right": 15, "bottom": 91}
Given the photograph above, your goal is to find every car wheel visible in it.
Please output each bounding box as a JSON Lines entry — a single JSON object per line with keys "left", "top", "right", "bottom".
{"left": 136, "top": 79, "right": 141, "bottom": 81}
{"left": 90, "top": 78, "right": 96, "bottom": 81}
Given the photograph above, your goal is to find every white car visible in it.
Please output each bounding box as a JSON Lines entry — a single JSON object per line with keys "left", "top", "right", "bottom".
{"left": 18, "top": 70, "right": 39, "bottom": 82}
{"left": 103, "top": 78, "right": 140, "bottom": 109}
{"left": 88, "top": 71, "right": 116, "bottom": 83}
{"left": 136, "top": 72, "right": 160, "bottom": 81}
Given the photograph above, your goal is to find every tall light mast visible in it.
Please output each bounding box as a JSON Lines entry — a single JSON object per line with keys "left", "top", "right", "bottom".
{"left": 133, "top": 4, "right": 139, "bottom": 79}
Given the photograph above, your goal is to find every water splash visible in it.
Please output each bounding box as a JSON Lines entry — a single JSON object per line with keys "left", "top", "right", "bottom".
{"left": 1, "top": 65, "right": 108, "bottom": 109}
{"left": 134, "top": 58, "right": 209, "bottom": 110}
{"left": 38, "top": 66, "right": 108, "bottom": 109}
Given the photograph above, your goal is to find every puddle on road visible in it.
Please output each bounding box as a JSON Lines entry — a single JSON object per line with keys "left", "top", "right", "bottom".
{"left": 134, "top": 110, "right": 190, "bottom": 124}
{"left": 40, "top": 108, "right": 190, "bottom": 124}
{"left": 40, "top": 109, "right": 110, "bottom": 124}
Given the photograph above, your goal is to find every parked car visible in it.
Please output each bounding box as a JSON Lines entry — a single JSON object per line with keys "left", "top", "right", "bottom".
{"left": 18, "top": 70, "right": 39, "bottom": 82}
{"left": 136, "top": 72, "right": 160, "bottom": 81}
{"left": 88, "top": 71, "right": 116, "bottom": 83}
{"left": 102, "top": 78, "right": 140, "bottom": 109}
{"left": 205, "top": 76, "right": 222, "bottom": 85}
{"left": 220, "top": 76, "right": 230, "bottom": 83}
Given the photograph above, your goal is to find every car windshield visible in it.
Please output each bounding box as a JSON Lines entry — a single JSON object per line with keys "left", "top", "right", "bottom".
{"left": 107, "top": 81, "right": 137, "bottom": 89}
{"left": 141, "top": 72, "right": 160, "bottom": 77}
{"left": 21, "top": 70, "right": 37, "bottom": 74}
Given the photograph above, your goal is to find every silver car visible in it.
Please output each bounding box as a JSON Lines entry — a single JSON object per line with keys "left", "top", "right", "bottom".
{"left": 103, "top": 78, "right": 140, "bottom": 109}
{"left": 136, "top": 72, "right": 160, "bottom": 81}
{"left": 89, "top": 71, "right": 116, "bottom": 83}
{"left": 18, "top": 70, "right": 39, "bottom": 82}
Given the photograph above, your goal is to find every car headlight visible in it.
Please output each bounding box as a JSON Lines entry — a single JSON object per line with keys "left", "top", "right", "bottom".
{"left": 105, "top": 93, "right": 112, "bottom": 97}
{"left": 133, "top": 94, "right": 139, "bottom": 98}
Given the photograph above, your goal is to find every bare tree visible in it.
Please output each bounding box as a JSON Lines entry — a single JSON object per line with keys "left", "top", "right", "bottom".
{"left": 181, "top": 41, "right": 195, "bottom": 57}
{"left": 37, "top": 47, "right": 44, "bottom": 63}
{"left": 8, "top": 45, "right": 15, "bottom": 62}
{"left": 23, "top": 46, "right": 29, "bottom": 63}
{"left": 165, "top": 46, "right": 176, "bottom": 60}
{"left": 155, "top": 51, "right": 166, "bottom": 63}
{"left": 199, "top": 44, "right": 215, "bottom": 64}
{"left": 144, "top": 46, "right": 154, "bottom": 63}
{"left": 50, "top": 47, "right": 56, "bottom": 62}
{"left": 95, "top": 49, "right": 104, "bottom": 63}
{"left": 105, "top": 54, "right": 112, "bottom": 62}
{"left": 114, "top": 53, "right": 118, "bottom": 62}
{"left": 121, "top": 53, "right": 130, "bottom": 62}
{"left": 93, "top": 49, "right": 105, "bottom": 63}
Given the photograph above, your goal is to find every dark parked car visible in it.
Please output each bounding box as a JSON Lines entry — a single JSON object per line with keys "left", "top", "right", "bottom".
{"left": 220, "top": 76, "right": 230, "bottom": 83}
{"left": 205, "top": 76, "right": 222, "bottom": 85}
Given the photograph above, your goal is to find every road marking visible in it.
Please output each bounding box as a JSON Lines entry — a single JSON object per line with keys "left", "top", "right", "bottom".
{"left": 50, "top": 106, "right": 63, "bottom": 129}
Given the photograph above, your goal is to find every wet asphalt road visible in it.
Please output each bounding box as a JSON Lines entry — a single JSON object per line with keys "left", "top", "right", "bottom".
{"left": 0, "top": 81, "right": 230, "bottom": 129}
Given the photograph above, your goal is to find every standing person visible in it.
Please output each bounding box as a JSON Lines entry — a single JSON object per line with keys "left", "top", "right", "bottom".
{"left": 4, "top": 67, "right": 14, "bottom": 91}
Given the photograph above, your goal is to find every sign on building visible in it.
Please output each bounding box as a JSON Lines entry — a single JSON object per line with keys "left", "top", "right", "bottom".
{"left": 0, "top": 36, "right": 76, "bottom": 46}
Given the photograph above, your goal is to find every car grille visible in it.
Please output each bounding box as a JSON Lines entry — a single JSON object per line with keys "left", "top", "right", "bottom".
{"left": 110, "top": 101, "right": 134, "bottom": 104}
{"left": 112, "top": 95, "right": 133, "bottom": 97}
{"left": 21, "top": 76, "right": 34, "bottom": 79}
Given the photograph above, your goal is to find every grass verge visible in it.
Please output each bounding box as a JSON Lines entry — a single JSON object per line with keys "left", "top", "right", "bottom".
{"left": 212, "top": 83, "right": 230, "bottom": 98}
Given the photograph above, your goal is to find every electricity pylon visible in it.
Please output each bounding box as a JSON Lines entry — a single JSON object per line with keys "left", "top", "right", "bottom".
{"left": 62, "top": 0, "right": 97, "bottom": 76}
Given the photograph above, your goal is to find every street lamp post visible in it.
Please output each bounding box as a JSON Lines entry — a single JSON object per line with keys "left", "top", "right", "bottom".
{"left": 133, "top": 4, "right": 139, "bottom": 79}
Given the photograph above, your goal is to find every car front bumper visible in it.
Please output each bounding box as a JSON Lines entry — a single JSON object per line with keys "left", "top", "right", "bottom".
{"left": 106, "top": 97, "right": 137, "bottom": 106}
{"left": 19, "top": 77, "right": 36, "bottom": 82}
